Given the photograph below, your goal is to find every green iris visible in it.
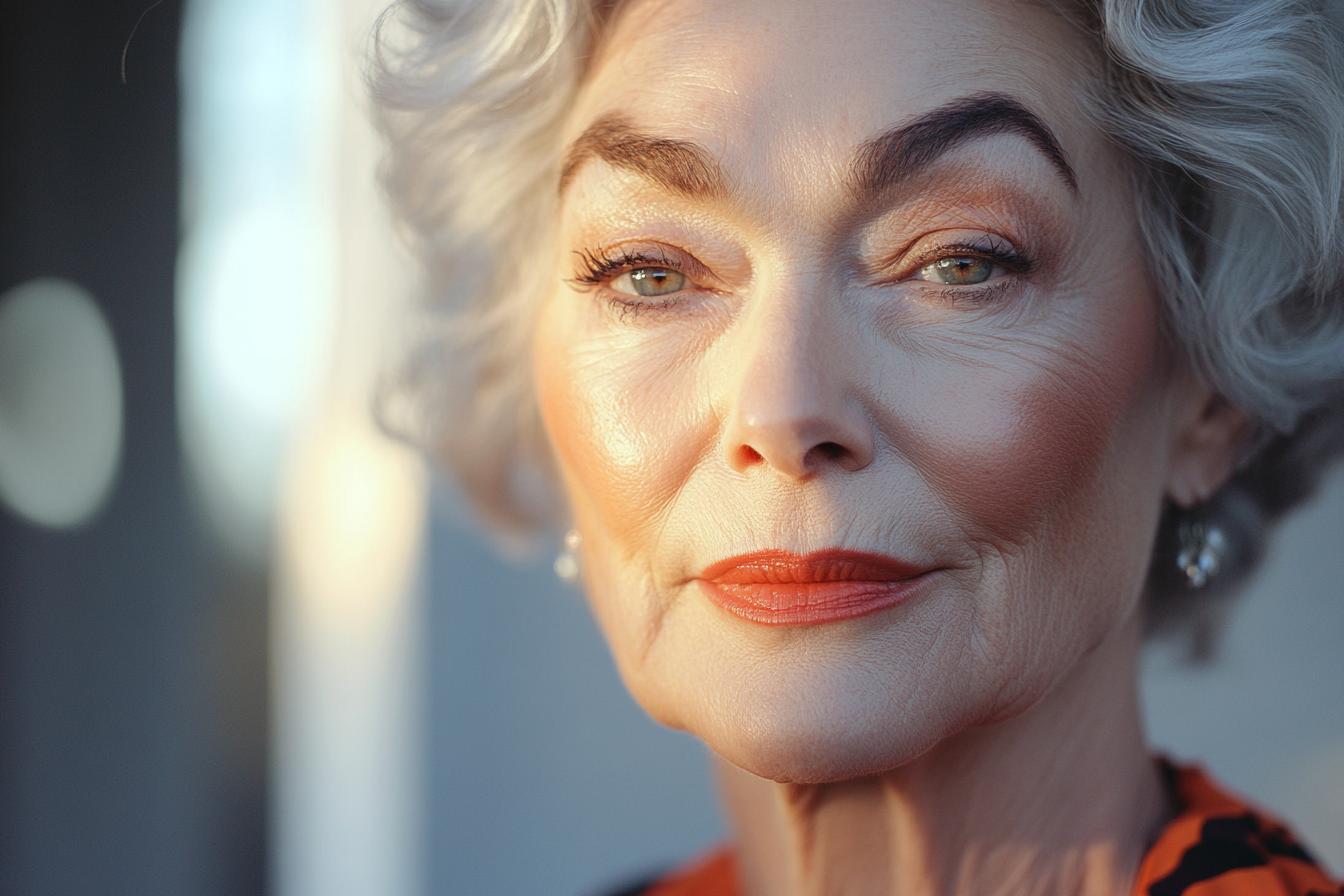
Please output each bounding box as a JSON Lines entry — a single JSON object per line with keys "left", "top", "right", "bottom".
{"left": 921, "top": 256, "right": 994, "bottom": 285}
{"left": 627, "top": 267, "right": 686, "bottom": 296}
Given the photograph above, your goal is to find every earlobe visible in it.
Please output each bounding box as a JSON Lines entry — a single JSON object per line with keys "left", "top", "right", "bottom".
{"left": 1165, "top": 390, "right": 1256, "bottom": 509}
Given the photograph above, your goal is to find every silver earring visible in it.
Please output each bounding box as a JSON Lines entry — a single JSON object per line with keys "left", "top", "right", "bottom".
{"left": 554, "top": 529, "right": 582, "bottom": 584}
{"left": 1176, "top": 519, "right": 1226, "bottom": 589}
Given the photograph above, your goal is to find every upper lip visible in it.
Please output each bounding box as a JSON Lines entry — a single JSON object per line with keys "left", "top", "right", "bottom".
{"left": 698, "top": 549, "right": 933, "bottom": 584}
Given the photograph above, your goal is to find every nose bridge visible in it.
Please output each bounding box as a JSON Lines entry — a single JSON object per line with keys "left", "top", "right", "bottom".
{"left": 720, "top": 272, "right": 875, "bottom": 478}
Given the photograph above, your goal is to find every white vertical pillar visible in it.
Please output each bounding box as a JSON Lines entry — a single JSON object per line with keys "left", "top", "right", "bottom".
{"left": 273, "top": 418, "right": 425, "bottom": 896}
{"left": 270, "top": 1, "right": 427, "bottom": 894}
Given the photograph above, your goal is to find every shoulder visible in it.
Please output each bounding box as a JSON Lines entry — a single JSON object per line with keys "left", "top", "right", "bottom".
{"left": 1136, "top": 762, "right": 1342, "bottom": 896}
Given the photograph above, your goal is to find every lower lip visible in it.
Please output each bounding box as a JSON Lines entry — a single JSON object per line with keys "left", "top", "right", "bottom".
{"left": 697, "top": 553, "right": 935, "bottom": 625}
{"left": 701, "top": 580, "right": 931, "bottom": 625}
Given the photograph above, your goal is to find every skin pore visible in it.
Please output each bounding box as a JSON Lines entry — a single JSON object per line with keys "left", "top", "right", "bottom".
{"left": 532, "top": 0, "right": 1251, "bottom": 893}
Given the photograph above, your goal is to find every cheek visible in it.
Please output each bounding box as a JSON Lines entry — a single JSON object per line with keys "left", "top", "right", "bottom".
{"left": 892, "top": 308, "right": 1164, "bottom": 551}
{"left": 533, "top": 301, "right": 713, "bottom": 546}
{"left": 908, "top": 369, "right": 1111, "bottom": 543}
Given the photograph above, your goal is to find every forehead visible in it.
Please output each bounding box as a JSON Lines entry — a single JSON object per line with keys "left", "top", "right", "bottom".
{"left": 569, "top": 0, "right": 1098, "bottom": 188}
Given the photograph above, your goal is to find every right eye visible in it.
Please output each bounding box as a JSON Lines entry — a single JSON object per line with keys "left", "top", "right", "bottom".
{"left": 611, "top": 267, "right": 688, "bottom": 297}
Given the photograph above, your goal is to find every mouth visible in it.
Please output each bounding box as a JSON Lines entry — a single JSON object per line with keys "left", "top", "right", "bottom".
{"left": 696, "top": 549, "right": 937, "bottom": 625}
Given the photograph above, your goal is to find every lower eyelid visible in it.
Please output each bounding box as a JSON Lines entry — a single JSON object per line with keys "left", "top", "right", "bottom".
{"left": 604, "top": 294, "right": 686, "bottom": 323}
{"left": 919, "top": 278, "right": 1018, "bottom": 305}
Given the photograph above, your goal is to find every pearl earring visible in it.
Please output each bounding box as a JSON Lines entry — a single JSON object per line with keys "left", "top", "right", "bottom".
{"left": 554, "top": 529, "right": 582, "bottom": 584}
{"left": 1176, "top": 519, "right": 1226, "bottom": 589}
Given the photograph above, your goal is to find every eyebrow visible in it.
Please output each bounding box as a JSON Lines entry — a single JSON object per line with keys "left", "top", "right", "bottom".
{"left": 854, "top": 92, "right": 1078, "bottom": 196}
{"left": 559, "top": 92, "right": 1077, "bottom": 201}
{"left": 559, "top": 115, "right": 727, "bottom": 199}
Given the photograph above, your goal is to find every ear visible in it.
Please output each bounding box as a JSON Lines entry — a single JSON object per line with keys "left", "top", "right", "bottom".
{"left": 1165, "top": 380, "right": 1256, "bottom": 509}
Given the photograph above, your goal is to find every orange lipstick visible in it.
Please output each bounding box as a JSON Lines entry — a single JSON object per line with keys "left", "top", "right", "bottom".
{"left": 698, "top": 549, "right": 936, "bottom": 625}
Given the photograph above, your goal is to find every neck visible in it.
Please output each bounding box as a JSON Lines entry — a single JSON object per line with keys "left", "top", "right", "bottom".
{"left": 716, "top": 616, "right": 1171, "bottom": 896}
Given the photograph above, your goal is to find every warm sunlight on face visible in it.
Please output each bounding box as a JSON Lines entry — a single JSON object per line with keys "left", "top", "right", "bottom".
{"left": 534, "top": 0, "right": 1196, "bottom": 783}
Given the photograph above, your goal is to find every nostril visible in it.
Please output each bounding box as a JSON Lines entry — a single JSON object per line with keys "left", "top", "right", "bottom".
{"left": 726, "top": 422, "right": 875, "bottom": 476}
{"left": 815, "top": 441, "right": 847, "bottom": 460}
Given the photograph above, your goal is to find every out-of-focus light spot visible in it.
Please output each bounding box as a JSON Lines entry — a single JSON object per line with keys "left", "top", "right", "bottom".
{"left": 183, "top": 206, "right": 330, "bottom": 428}
{"left": 177, "top": 204, "right": 333, "bottom": 560}
{"left": 0, "top": 277, "right": 123, "bottom": 528}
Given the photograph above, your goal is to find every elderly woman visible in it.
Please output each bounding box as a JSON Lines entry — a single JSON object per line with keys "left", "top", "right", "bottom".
{"left": 370, "top": 0, "right": 1344, "bottom": 893}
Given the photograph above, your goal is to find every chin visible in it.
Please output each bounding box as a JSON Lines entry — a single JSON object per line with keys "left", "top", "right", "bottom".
{"left": 630, "top": 632, "right": 998, "bottom": 785}
{"left": 696, "top": 692, "right": 961, "bottom": 785}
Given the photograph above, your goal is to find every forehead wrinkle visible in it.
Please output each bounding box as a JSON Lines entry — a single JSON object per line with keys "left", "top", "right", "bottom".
{"left": 560, "top": 113, "right": 729, "bottom": 200}
{"left": 852, "top": 92, "right": 1079, "bottom": 199}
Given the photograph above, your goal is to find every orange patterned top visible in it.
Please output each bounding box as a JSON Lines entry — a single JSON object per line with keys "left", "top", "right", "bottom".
{"left": 636, "top": 764, "right": 1341, "bottom": 896}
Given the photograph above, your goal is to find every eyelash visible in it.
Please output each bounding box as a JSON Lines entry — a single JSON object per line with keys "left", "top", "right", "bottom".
{"left": 570, "top": 246, "right": 676, "bottom": 287}
{"left": 568, "top": 246, "right": 697, "bottom": 318}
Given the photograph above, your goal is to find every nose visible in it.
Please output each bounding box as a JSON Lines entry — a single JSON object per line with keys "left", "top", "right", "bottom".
{"left": 720, "top": 288, "right": 876, "bottom": 479}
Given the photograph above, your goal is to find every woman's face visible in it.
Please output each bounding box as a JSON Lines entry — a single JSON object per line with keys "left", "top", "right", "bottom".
{"left": 535, "top": 0, "right": 1206, "bottom": 782}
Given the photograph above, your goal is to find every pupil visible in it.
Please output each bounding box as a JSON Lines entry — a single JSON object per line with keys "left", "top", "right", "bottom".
{"left": 630, "top": 268, "right": 684, "bottom": 296}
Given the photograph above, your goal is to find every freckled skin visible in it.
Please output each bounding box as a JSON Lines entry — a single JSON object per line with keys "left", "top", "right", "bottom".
{"left": 533, "top": 0, "right": 1249, "bottom": 892}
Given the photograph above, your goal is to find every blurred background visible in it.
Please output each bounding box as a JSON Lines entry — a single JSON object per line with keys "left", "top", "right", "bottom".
{"left": 0, "top": 2, "right": 1339, "bottom": 895}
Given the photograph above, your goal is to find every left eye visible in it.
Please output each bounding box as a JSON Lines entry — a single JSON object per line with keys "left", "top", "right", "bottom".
{"left": 915, "top": 256, "right": 997, "bottom": 286}
{"left": 611, "top": 267, "right": 687, "bottom": 297}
